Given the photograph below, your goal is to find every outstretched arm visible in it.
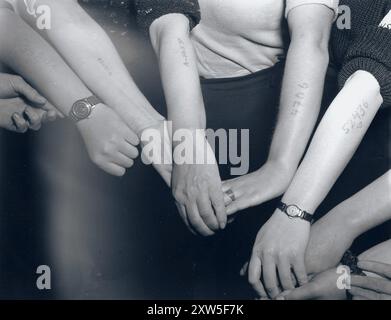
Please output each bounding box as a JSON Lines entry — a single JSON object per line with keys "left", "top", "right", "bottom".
{"left": 149, "top": 13, "right": 227, "bottom": 236}
{"left": 305, "top": 171, "right": 391, "bottom": 275}
{"left": 0, "top": 8, "right": 139, "bottom": 176}
{"left": 224, "top": 4, "right": 334, "bottom": 216}
{"left": 15, "top": 0, "right": 164, "bottom": 135}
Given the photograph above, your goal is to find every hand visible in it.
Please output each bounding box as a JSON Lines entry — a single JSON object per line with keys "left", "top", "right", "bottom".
{"left": 140, "top": 120, "right": 173, "bottom": 186}
{"left": 349, "top": 260, "right": 391, "bottom": 300}
{"left": 171, "top": 134, "right": 227, "bottom": 236}
{"left": 0, "top": 73, "right": 61, "bottom": 120}
{"left": 305, "top": 210, "right": 356, "bottom": 275}
{"left": 77, "top": 104, "right": 140, "bottom": 176}
{"left": 222, "top": 161, "right": 294, "bottom": 216}
{"left": 0, "top": 97, "right": 49, "bottom": 133}
{"left": 248, "top": 209, "right": 310, "bottom": 298}
{"left": 277, "top": 268, "right": 347, "bottom": 300}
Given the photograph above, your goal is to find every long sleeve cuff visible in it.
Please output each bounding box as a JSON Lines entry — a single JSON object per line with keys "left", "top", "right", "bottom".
{"left": 338, "top": 26, "right": 391, "bottom": 106}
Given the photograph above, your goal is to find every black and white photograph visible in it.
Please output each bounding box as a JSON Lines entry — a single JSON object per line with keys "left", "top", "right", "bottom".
{"left": 0, "top": 0, "right": 390, "bottom": 308}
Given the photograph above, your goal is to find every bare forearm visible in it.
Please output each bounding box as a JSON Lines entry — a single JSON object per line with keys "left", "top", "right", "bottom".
{"left": 343, "top": 171, "right": 391, "bottom": 237}
{"left": 0, "top": 9, "right": 91, "bottom": 116}
{"left": 268, "top": 43, "right": 329, "bottom": 172}
{"left": 152, "top": 15, "right": 206, "bottom": 134}
{"left": 282, "top": 71, "right": 383, "bottom": 213}
{"left": 16, "top": 0, "right": 163, "bottom": 134}
{"left": 305, "top": 171, "right": 391, "bottom": 274}
{"left": 359, "top": 240, "right": 391, "bottom": 265}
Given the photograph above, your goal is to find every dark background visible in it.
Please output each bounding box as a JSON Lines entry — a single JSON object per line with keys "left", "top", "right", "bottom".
{"left": 0, "top": 0, "right": 389, "bottom": 299}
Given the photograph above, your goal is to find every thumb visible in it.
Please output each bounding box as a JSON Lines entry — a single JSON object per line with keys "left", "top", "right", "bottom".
{"left": 11, "top": 76, "right": 46, "bottom": 105}
{"left": 226, "top": 199, "right": 247, "bottom": 216}
{"left": 277, "top": 283, "right": 318, "bottom": 300}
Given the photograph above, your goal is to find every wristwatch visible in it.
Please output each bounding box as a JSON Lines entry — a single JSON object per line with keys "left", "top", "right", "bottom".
{"left": 69, "top": 95, "right": 102, "bottom": 122}
{"left": 277, "top": 201, "right": 313, "bottom": 223}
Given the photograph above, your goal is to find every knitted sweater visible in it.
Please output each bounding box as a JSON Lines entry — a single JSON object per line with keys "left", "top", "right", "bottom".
{"left": 331, "top": 0, "right": 391, "bottom": 106}
{"left": 134, "top": 0, "right": 200, "bottom": 35}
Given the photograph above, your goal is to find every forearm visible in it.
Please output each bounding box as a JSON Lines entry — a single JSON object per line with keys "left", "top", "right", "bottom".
{"left": 267, "top": 42, "right": 329, "bottom": 173}
{"left": 16, "top": 0, "right": 163, "bottom": 135}
{"left": 359, "top": 240, "right": 391, "bottom": 266}
{"left": 305, "top": 171, "right": 391, "bottom": 274}
{"left": 282, "top": 71, "right": 383, "bottom": 213}
{"left": 152, "top": 15, "right": 206, "bottom": 135}
{"left": 0, "top": 9, "right": 91, "bottom": 116}
{"left": 342, "top": 171, "right": 391, "bottom": 237}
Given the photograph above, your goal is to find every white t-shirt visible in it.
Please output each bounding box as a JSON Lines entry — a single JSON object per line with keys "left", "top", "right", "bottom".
{"left": 191, "top": 0, "right": 339, "bottom": 78}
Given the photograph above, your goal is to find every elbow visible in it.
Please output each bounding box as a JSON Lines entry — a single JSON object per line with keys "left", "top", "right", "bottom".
{"left": 290, "top": 35, "right": 330, "bottom": 68}
{"left": 149, "top": 14, "right": 190, "bottom": 53}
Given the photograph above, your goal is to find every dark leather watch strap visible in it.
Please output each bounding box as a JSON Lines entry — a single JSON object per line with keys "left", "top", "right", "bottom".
{"left": 278, "top": 201, "right": 313, "bottom": 223}
{"left": 300, "top": 210, "right": 313, "bottom": 223}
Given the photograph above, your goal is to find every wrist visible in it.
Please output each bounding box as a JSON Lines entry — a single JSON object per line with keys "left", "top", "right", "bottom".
{"left": 264, "top": 158, "right": 296, "bottom": 178}
{"left": 266, "top": 155, "right": 297, "bottom": 176}
{"left": 75, "top": 103, "right": 105, "bottom": 130}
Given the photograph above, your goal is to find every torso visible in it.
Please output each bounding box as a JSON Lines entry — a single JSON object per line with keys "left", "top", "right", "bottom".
{"left": 191, "top": 0, "right": 289, "bottom": 78}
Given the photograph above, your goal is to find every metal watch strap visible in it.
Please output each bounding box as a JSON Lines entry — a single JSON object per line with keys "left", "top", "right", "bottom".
{"left": 69, "top": 109, "right": 80, "bottom": 122}
{"left": 278, "top": 201, "right": 313, "bottom": 223}
{"left": 85, "top": 95, "right": 101, "bottom": 107}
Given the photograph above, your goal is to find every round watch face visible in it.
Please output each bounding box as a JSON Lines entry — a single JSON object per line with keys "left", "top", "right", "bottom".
{"left": 286, "top": 205, "right": 301, "bottom": 218}
{"left": 72, "top": 101, "right": 91, "bottom": 119}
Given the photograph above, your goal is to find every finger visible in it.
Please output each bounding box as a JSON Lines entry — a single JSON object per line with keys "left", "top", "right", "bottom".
{"left": 24, "top": 107, "right": 43, "bottom": 131}
{"left": 224, "top": 193, "right": 233, "bottom": 206}
{"left": 226, "top": 198, "right": 249, "bottom": 216}
{"left": 112, "top": 153, "right": 134, "bottom": 169}
{"left": 120, "top": 142, "right": 139, "bottom": 159}
{"left": 186, "top": 203, "right": 214, "bottom": 236}
{"left": 357, "top": 260, "right": 391, "bottom": 279}
{"left": 175, "top": 202, "right": 197, "bottom": 235}
{"left": 42, "top": 102, "right": 63, "bottom": 118}
{"left": 196, "top": 196, "right": 219, "bottom": 231}
{"left": 124, "top": 129, "right": 140, "bottom": 146}
{"left": 263, "top": 257, "right": 280, "bottom": 299}
{"left": 240, "top": 262, "right": 249, "bottom": 277}
{"left": 100, "top": 162, "right": 126, "bottom": 177}
{"left": 349, "top": 287, "right": 378, "bottom": 300}
{"left": 210, "top": 186, "right": 227, "bottom": 229}
{"left": 351, "top": 275, "right": 391, "bottom": 294}
{"left": 248, "top": 256, "right": 267, "bottom": 298}
{"left": 221, "top": 180, "right": 233, "bottom": 193}
{"left": 278, "top": 260, "right": 295, "bottom": 291}
{"left": 291, "top": 272, "right": 298, "bottom": 287}
{"left": 292, "top": 258, "right": 309, "bottom": 286}
{"left": 11, "top": 76, "right": 46, "bottom": 105}
{"left": 48, "top": 109, "right": 60, "bottom": 121}
{"left": 277, "top": 284, "right": 318, "bottom": 300}
{"left": 12, "top": 113, "right": 28, "bottom": 133}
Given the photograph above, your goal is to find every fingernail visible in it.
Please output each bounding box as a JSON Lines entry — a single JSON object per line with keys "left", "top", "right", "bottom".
{"left": 38, "top": 96, "right": 47, "bottom": 104}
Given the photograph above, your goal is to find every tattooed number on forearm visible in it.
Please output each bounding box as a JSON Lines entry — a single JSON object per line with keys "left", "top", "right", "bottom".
{"left": 98, "top": 58, "right": 113, "bottom": 76}
{"left": 342, "top": 102, "right": 369, "bottom": 134}
{"left": 177, "top": 38, "right": 190, "bottom": 67}
{"left": 290, "top": 82, "right": 309, "bottom": 116}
